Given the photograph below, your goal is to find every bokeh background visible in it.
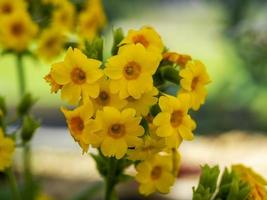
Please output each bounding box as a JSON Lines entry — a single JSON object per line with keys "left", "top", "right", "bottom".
{"left": 1, "top": 0, "right": 267, "bottom": 199}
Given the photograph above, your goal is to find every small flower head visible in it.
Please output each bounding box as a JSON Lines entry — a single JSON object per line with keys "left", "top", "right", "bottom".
{"left": 37, "top": 27, "right": 66, "bottom": 61}
{"left": 179, "top": 60, "right": 211, "bottom": 110}
{"left": 0, "top": 0, "right": 26, "bottom": 18}
{"left": 153, "top": 94, "right": 196, "bottom": 147}
{"left": 61, "top": 102, "right": 97, "bottom": 152}
{"left": 0, "top": 11, "right": 38, "bottom": 52}
{"left": 135, "top": 153, "right": 176, "bottom": 195}
{"left": 0, "top": 128, "right": 15, "bottom": 171}
{"left": 120, "top": 26, "right": 164, "bottom": 53}
{"left": 50, "top": 47, "right": 103, "bottom": 105}
{"left": 85, "top": 107, "right": 144, "bottom": 159}
{"left": 105, "top": 44, "right": 162, "bottom": 99}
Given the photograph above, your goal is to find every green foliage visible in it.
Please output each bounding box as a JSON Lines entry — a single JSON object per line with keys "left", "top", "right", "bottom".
{"left": 111, "top": 28, "right": 124, "bottom": 56}
{"left": 84, "top": 38, "right": 104, "bottom": 61}
{"left": 193, "top": 165, "right": 250, "bottom": 200}
{"left": 17, "top": 93, "right": 37, "bottom": 117}
{"left": 20, "top": 115, "right": 40, "bottom": 142}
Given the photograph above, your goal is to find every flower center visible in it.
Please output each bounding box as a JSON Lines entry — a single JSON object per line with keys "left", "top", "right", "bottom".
{"left": 108, "top": 123, "right": 125, "bottom": 139}
{"left": 71, "top": 68, "right": 86, "bottom": 84}
{"left": 123, "top": 62, "right": 141, "bottom": 80}
{"left": 1, "top": 3, "right": 12, "bottom": 14}
{"left": 151, "top": 166, "right": 162, "bottom": 180}
{"left": 60, "top": 12, "right": 68, "bottom": 23}
{"left": 132, "top": 34, "right": 149, "bottom": 48}
{"left": 11, "top": 22, "right": 24, "bottom": 37}
{"left": 70, "top": 117, "right": 84, "bottom": 134}
{"left": 191, "top": 76, "right": 199, "bottom": 90}
{"left": 170, "top": 110, "right": 183, "bottom": 128}
{"left": 96, "top": 90, "right": 110, "bottom": 106}
{"left": 45, "top": 37, "right": 58, "bottom": 48}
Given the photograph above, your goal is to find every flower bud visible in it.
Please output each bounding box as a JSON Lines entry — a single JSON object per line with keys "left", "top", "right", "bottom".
{"left": 17, "top": 93, "right": 37, "bottom": 116}
{"left": 21, "top": 115, "right": 40, "bottom": 142}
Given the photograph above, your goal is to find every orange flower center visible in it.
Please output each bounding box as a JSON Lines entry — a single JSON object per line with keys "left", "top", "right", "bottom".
{"left": 71, "top": 68, "right": 86, "bottom": 84}
{"left": 1, "top": 3, "right": 12, "bottom": 14}
{"left": 96, "top": 90, "right": 110, "bottom": 106}
{"left": 132, "top": 34, "right": 149, "bottom": 48}
{"left": 151, "top": 166, "right": 162, "bottom": 180}
{"left": 45, "top": 37, "right": 58, "bottom": 48}
{"left": 170, "top": 110, "right": 183, "bottom": 128}
{"left": 191, "top": 76, "right": 199, "bottom": 90}
{"left": 108, "top": 123, "right": 125, "bottom": 139}
{"left": 70, "top": 117, "right": 84, "bottom": 134}
{"left": 123, "top": 62, "right": 141, "bottom": 80}
{"left": 11, "top": 22, "right": 24, "bottom": 37}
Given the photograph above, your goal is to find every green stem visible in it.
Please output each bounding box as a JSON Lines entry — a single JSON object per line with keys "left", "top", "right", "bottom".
{"left": 16, "top": 54, "right": 26, "bottom": 98}
{"left": 105, "top": 158, "right": 118, "bottom": 200}
{"left": 6, "top": 167, "right": 21, "bottom": 200}
{"left": 23, "top": 142, "right": 34, "bottom": 200}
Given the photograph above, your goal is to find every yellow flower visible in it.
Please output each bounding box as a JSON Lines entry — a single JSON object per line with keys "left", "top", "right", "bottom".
{"left": 61, "top": 102, "right": 98, "bottom": 153}
{"left": 135, "top": 153, "right": 175, "bottom": 195}
{"left": 78, "top": 0, "right": 106, "bottom": 40}
{"left": 105, "top": 44, "right": 162, "bottom": 99}
{"left": 127, "top": 133, "right": 165, "bottom": 161}
{"left": 124, "top": 87, "right": 158, "bottom": 116}
{"left": 51, "top": 0, "right": 75, "bottom": 31}
{"left": 44, "top": 72, "right": 62, "bottom": 94}
{"left": 0, "top": 0, "right": 26, "bottom": 18}
{"left": 84, "top": 107, "right": 144, "bottom": 159}
{"left": 37, "top": 27, "right": 66, "bottom": 61}
{"left": 120, "top": 26, "right": 164, "bottom": 53}
{"left": 85, "top": 78, "right": 127, "bottom": 111}
{"left": 0, "top": 128, "right": 15, "bottom": 171}
{"left": 50, "top": 47, "right": 103, "bottom": 105}
{"left": 153, "top": 94, "right": 196, "bottom": 147}
{"left": 0, "top": 11, "right": 38, "bottom": 52}
{"left": 232, "top": 164, "right": 267, "bottom": 200}
{"left": 163, "top": 52, "right": 192, "bottom": 68}
{"left": 179, "top": 60, "right": 211, "bottom": 110}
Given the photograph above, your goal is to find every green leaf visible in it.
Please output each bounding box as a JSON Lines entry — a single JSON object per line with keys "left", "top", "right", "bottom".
{"left": 83, "top": 37, "right": 104, "bottom": 61}
{"left": 160, "top": 65, "right": 180, "bottom": 85}
{"left": 111, "top": 28, "right": 124, "bottom": 56}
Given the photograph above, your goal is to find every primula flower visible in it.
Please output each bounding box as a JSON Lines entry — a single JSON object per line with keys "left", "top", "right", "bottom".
{"left": 50, "top": 47, "right": 103, "bottom": 105}
{"left": 120, "top": 26, "right": 164, "bottom": 53}
{"left": 233, "top": 165, "right": 267, "bottom": 200}
{"left": 85, "top": 78, "right": 127, "bottom": 111}
{"left": 0, "top": 128, "right": 15, "bottom": 171}
{"left": 179, "top": 60, "right": 211, "bottom": 110}
{"left": 135, "top": 153, "right": 175, "bottom": 195}
{"left": 84, "top": 107, "right": 144, "bottom": 159}
{"left": 153, "top": 95, "right": 196, "bottom": 146}
{"left": 105, "top": 44, "right": 162, "bottom": 99}
{"left": 44, "top": 72, "right": 62, "bottom": 94}
{"left": 0, "top": 0, "right": 26, "bottom": 18}
{"left": 0, "top": 11, "right": 38, "bottom": 52}
{"left": 37, "top": 27, "right": 66, "bottom": 61}
{"left": 163, "top": 52, "right": 192, "bottom": 68}
{"left": 124, "top": 87, "right": 158, "bottom": 116}
{"left": 61, "top": 102, "right": 99, "bottom": 153}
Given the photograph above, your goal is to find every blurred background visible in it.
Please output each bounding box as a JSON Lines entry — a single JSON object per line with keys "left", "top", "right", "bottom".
{"left": 1, "top": 0, "right": 267, "bottom": 199}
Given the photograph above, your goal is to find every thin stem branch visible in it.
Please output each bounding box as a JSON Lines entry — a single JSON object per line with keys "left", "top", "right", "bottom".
{"left": 16, "top": 54, "right": 26, "bottom": 98}
{"left": 6, "top": 167, "right": 21, "bottom": 200}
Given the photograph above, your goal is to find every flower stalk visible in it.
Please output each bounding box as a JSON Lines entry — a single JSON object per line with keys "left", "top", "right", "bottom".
{"left": 6, "top": 167, "right": 21, "bottom": 200}
{"left": 105, "top": 158, "right": 118, "bottom": 200}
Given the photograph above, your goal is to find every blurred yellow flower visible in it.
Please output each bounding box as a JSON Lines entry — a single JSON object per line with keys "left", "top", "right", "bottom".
{"left": 38, "top": 27, "right": 66, "bottom": 61}
{"left": 233, "top": 164, "right": 267, "bottom": 200}
{"left": 163, "top": 52, "right": 192, "bottom": 68}
{"left": 127, "top": 133, "right": 165, "bottom": 161}
{"left": 78, "top": 0, "right": 106, "bottom": 40}
{"left": 0, "top": 128, "right": 15, "bottom": 171}
{"left": 135, "top": 153, "right": 175, "bottom": 195}
{"left": 50, "top": 47, "right": 103, "bottom": 105}
{"left": 51, "top": 0, "right": 75, "bottom": 31}
{"left": 124, "top": 87, "right": 158, "bottom": 116}
{"left": 85, "top": 107, "right": 144, "bottom": 159}
{"left": 105, "top": 44, "right": 162, "bottom": 99}
{"left": 0, "top": 11, "right": 38, "bottom": 52}
{"left": 120, "top": 26, "right": 164, "bottom": 53}
{"left": 86, "top": 78, "right": 127, "bottom": 111}
{"left": 153, "top": 95, "right": 196, "bottom": 145}
{"left": 179, "top": 60, "right": 211, "bottom": 110}
{"left": 0, "top": 0, "right": 26, "bottom": 18}
{"left": 35, "top": 192, "right": 54, "bottom": 200}
{"left": 61, "top": 102, "right": 98, "bottom": 152}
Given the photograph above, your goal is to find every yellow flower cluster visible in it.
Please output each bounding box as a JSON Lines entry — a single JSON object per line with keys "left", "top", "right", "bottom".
{"left": 45, "top": 26, "right": 210, "bottom": 195}
{"left": 0, "top": 128, "right": 15, "bottom": 171}
{"left": 0, "top": 0, "right": 37, "bottom": 52}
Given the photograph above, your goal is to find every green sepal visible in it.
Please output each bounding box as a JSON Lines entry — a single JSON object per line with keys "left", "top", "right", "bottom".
{"left": 83, "top": 37, "right": 104, "bottom": 61}
{"left": 17, "top": 93, "right": 37, "bottom": 117}
{"left": 160, "top": 65, "right": 180, "bottom": 85}
{"left": 111, "top": 28, "right": 124, "bottom": 56}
